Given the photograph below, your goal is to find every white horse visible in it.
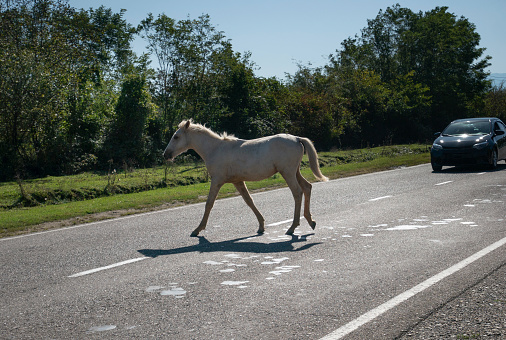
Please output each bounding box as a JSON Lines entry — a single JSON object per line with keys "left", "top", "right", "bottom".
{"left": 163, "top": 119, "right": 328, "bottom": 237}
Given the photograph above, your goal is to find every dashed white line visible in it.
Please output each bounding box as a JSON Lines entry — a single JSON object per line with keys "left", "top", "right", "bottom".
{"left": 68, "top": 218, "right": 294, "bottom": 278}
{"left": 68, "top": 257, "right": 148, "bottom": 278}
{"left": 435, "top": 181, "right": 453, "bottom": 186}
{"left": 319, "top": 235, "right": 506, "bottom": 340}
{"left": 68, "top": 218, "right": 295, "bottom": 278}
{"left": 266, "top": 219, "right": 293, "bottom": 227}
{"left": 368, "top": 195, "right": 392, "bottom": 202}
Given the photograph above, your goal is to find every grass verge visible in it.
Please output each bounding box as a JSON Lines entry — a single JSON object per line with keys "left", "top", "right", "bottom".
{"left": 0, "top": 145, "right": 430, "bottom": 237}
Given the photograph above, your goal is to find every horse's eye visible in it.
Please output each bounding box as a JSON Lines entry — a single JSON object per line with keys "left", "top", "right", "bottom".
{"left": 173, "top": 135, "right": 179, "bottom": 140}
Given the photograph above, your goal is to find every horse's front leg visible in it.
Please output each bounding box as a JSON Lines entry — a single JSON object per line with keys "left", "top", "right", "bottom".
{"left": 191, "top": 181, "right": 223, "bottom": 237}
{"left": 233, "top": 181, "right": 265, "bottom": 234}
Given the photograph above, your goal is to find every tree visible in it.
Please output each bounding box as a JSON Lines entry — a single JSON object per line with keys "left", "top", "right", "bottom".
{"left": 484, "top": 83, "right": 506, "bottom": 122}
{"left": 139, "top": 14, "right": 228, "bottom": 132}
{"left": 284, "top": 66, "right": 337, "bottom": 148}
{"left": 82, "top": 5, "right": 138, "bottom": 84}
{"left": 0, "top": 0, "right": 93, "bottom": 179}
{"left": 360, "top": 5, "right": 416, "bottom": 82}
{"left": 102, "top": 74, "right": 157, "bottom": 166}
{"left": 138, "top": 13, "right": 178, "bottom": 130}
{"left": 384, "top": 71, "right": 431, "bottom": 142}
{"left": 332, "top": 4, "right": 491, "bottom": 135}
{"left": 402, "top": 6, "right": 491, "bottom": 128}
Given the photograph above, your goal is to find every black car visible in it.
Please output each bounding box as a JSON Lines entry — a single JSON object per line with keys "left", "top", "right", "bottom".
{"left": 431, "top": 117, "right": 506, "bottom": 171}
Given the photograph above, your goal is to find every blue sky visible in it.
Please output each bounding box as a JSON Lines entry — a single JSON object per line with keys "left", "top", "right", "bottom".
{"left": 68, "top": 0, "right": 506, "bottom": 81}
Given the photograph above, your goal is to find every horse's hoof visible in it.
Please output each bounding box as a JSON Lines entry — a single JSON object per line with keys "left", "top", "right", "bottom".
{"left": 190, "top": 231, "right": 200, "bottom": 237}
{"left": 257, "top": 229, "right": 265, "bottom": 234}
{"left": 311, "top": 221, "right": 316, "bottom": 230}
{"left": 285, "top": 229, "right": 294, "bottom": 235}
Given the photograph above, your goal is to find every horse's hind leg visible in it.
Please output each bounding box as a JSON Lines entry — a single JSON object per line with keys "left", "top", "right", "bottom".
{"left": 234, "top": 182, "right": 265, "bottom": 234}
{"left": 297, "top": 170, "right": 316, "bottom": 230}
{"left": 191, "top": 180, "right": 223, "bottom": 237}
{"left": 281, "top": 172, "right": 303, "bottom": 235}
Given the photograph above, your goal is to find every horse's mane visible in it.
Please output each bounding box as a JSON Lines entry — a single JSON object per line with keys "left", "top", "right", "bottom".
{"left": 179, "top": 119, "right": 237, "bottom": 141}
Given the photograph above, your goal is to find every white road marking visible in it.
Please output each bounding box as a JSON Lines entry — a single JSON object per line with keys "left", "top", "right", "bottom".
{"left": 368, "top": 195, "right": 392, "bottom": 202}
{"left": 221, "top": 281, "right": 249, "bottom": 286}
{"left": 23, "top": 217, "right": 298, "bottom": 280}
{"left": 266, "top": 219, "right": 293, "bottom": 227}
{"left": 68, "top": 257, "right": 148, "bottom": 278}
{"left": 319, "top": 235, "right": 506, "bottom": 340}
{"left": 435, "top": 180, "right": 453, "bottom": 186}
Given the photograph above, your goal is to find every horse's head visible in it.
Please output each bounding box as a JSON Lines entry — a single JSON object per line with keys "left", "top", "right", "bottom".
{"left": 163, "top": 120, "right": 191, "bottom": 161}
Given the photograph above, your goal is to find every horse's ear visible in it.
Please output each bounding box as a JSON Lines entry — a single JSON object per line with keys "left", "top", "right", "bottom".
{"left": 185, "top": 120, "right": 191, "bottom": 129}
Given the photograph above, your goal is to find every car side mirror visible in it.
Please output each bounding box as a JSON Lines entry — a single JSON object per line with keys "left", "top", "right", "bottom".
{"left": 434, "top": 132, "right": 441, "bottom": 137}
{"left": 495, "top": 130, "right": 505, "bottom": 136}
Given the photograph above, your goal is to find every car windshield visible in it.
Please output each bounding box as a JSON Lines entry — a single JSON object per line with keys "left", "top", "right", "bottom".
{"left": 442, "top": 121, "right": 491, "bottom": 136}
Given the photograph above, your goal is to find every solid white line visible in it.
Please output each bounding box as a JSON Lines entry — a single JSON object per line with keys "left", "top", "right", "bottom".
{"left": 319, "top": 235, "right": 506, "bottom": 340}
{"left": 435, "top": 180, "right": 453, "bottom": 186}
{"left": 368, "top": 195, "right": 392, "bottom": 202}
{"left": 68, "top": 257, "right": 148, "bottom": 278}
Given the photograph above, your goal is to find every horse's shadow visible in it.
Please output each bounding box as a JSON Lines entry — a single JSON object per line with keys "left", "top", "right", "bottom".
{"left": 138, "top": 234, "right": 321, "bottom": 258}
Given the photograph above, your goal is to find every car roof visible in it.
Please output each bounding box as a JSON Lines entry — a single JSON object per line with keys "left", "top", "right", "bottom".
{"left": 450, "top": 117, "right": 501, "bottom": 123}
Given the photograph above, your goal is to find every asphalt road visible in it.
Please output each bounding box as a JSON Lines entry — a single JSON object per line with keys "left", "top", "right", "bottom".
{"left": 1, "top": 163, "right": 505, "bottom": 339}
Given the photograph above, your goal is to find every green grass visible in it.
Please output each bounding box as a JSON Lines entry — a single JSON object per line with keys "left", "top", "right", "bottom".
{"left": 0, "top": 144, "right": 430, "bottom": 237}
{"left": 0, "top": 163, "right": 209, "bottom": 208}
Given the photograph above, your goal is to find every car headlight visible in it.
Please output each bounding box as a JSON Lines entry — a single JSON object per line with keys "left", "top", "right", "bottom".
{"left": 472, "top": 141, "right": 488, "bottom": 150}
{"left": 432, "top": 143, "right": 443, "bottom": 151}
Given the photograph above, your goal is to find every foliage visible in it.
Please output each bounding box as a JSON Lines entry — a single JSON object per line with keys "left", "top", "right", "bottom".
{"left": 0, "top": 0, "right": 88, "bottom": 179}
{"left": 102, "top": 74, "right": 157, "bottom": 166}
{"left": 0, "top": 1, "right": 500, "bottom": 182}
{"left": 331, "top": 4, "right": 491, "bottom": 133}
{"left": 139, "top": 13, "right": 228, "bottom": 132}
{"left": 0, "top": 0, "right": 138, "bottom": 180}
{"left": 484, "top": 83, "right": 506, "bottom": 122}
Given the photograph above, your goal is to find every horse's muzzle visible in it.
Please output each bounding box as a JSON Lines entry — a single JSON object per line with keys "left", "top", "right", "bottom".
{"left": 163, "top": 150, "right": 173, "bottom": 161}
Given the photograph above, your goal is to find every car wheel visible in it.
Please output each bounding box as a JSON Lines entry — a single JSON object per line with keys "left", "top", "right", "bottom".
{"left": 431, "top": 162, "right": 443, "bottom": 172}
{"left": 489, "top": 148, "right": 498, "bottom": 169}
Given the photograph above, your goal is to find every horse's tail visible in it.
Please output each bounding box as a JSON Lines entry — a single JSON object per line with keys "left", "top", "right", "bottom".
{"left": 299, "top": 137, "right": 329, "bottom": 182}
